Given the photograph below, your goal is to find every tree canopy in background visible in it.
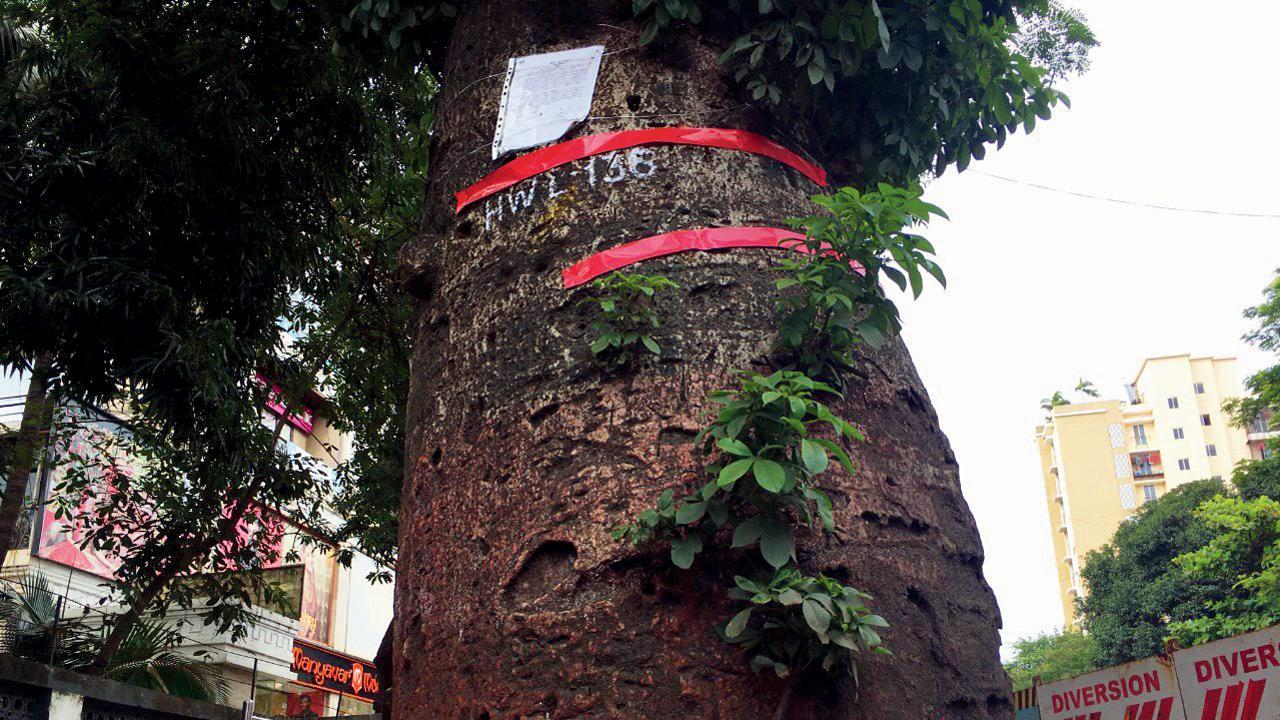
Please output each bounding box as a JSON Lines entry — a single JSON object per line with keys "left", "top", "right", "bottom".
{"left": 1078, "top": 460, "right": 1280, "bottom": 666}
{"left": 1077, "top": 480, "right": 1229, "bottom": 666}
{"left": 1227, "top": 270, "right": 1280, "bottom": 433}
{"left": 1165, "top": 494, "right": 1280, "bottom": 646}
{"left": 0, "top": 0, "right": 424, "bottom": 666}
{"left": 1003, "top": 628, "right": 1096, "bottom": 691}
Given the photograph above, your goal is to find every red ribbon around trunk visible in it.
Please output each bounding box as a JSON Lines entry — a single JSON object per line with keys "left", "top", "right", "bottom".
{"left": 455, "top": 127, "right": 828, "bottom": 213}
{"left": 561, "top": 226, "right": 862, "bottom": 288}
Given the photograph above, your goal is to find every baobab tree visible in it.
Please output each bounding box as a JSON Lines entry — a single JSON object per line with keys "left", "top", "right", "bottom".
{"left": 391, "top": 1, "right": 1091, "bottom": 717}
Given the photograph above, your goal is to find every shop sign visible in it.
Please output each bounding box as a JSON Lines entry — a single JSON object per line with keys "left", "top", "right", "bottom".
{"left": 290, "top": 639, "right": 380, "bottom": 702}
{"left": 1038, "top": 655, "right": 1182, "bottom": 720}
{"left": 1173, "top": 625, "right": 1280, "bottom": 720}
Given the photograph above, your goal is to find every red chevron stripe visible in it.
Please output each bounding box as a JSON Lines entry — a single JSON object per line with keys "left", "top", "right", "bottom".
{"left": 1137, "top": 699, "right": 1158, "bottom": 720}
{"left": 1239, "top": 679, "right": 1266, "bottom": 720}
{"left": 1156, "top": 696, "right": 1175, "bottom": 720}
{"left": 1221, "top": 682, "right": 1245, "bottom": 720}
{"left": 1125, "top": 703, "right": 1140, "bottom": 720}
{"left": 1202, "top": 688, "right": 1224, "bottom": 720}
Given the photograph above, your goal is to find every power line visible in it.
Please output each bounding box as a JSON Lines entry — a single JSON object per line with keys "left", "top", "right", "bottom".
{"left": 971, "top": 170, "right": 1280, "bottom": 219}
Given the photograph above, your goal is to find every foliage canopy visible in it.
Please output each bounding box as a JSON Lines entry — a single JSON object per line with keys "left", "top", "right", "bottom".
{"left": 1003, "top": 628, "right": 1096, "bottom": 691}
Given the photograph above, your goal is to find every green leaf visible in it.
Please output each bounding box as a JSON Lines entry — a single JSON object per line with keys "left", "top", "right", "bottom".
{"left": 725, "top": 608, "right": 753, "bottom": 638}
{"left": 641, "top": 335, "right": 661, "bottom": 354}
{"left": 759, "top": 518, "right": 795, "bottom": 569}
{"left": 717, "top": 438, "right": 753, "bottom": 457}
{"left": 675, "top": 501, "right": 706, "bottom": 525}
{"left": 753, "top": 459, "right": 786, "bottom": 493}
{"left": 800, "top": 439, "right": 829, "bottom": 474}
{"left": 870, "top": 0, "right": 891, "bottom": 52}
{"left": 788, "top": 396, "right": 806, "bottom": 418}
{"left": 732, "top": 515, "right": 768, "bottom": 548}
{"left": 707, "top": 500, "right": 729, "bottom": 526}
{"left": 864, "top": 614, "right": 890, "bottom": 628}
{"left": 803, "top": 597, "right": 832, "bottom": 635}
{"left": 670, "top": 535, "right": 703, "bottom": 569}
{"left": 718, "top": 457, "right": 754, "bottom": 487}
{"left": 777, "top": 588, "right": 803, "bottom": 606}
{"left": 658, "top": 488, "right": 674, "bottom": 509}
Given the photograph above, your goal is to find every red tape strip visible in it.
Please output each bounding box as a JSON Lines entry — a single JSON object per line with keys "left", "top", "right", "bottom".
{"left": 561, "top": 226, "right": 861, "bottom": 288}
{"left": 455, "top": 127, "right": 828, "bottom": 213}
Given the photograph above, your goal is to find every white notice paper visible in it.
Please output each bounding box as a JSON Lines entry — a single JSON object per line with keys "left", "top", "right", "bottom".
{"left": 491, "top": 45, "right": 604, "bottom": 159}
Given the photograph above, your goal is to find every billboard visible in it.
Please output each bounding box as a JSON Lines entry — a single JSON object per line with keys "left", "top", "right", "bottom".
{"left": 1038, "top": 655, "right": 1183, "bottom": 720}
{"left": 1173, "top": 625, "right": 1280, "bottom": 720}
{"left": 34, "top": 407, "right": 336, "bottom": 645}
{"left": 35, "top": 413, "right": 133, "bottom": 577}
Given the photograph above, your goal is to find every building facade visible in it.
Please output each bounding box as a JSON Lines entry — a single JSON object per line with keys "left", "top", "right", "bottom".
{"left": 1034, "top": 355, "right": 1255, "bottom": 627}
{"left": 0, "top": 380, "right": 392, "bottom": 718}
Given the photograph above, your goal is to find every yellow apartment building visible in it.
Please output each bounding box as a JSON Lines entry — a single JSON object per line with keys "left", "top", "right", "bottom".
{"left": 1034, "top": 354, "right": 1258, "bottom": 627}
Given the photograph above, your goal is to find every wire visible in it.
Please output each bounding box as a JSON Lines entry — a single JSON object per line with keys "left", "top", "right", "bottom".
{"left": 971, "top": 170, "right": 1280, "bottom": 219}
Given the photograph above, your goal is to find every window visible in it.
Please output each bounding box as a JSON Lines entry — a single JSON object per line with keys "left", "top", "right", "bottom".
{"left": 1173, "top": 427, "right": 1185, "bottom": 440}
{"left": 1177, "top": 458, "right": 1191, "bottom": 471}
{"left": 1207, "top": 444, "right": 1218, "bottom": 457}
{"left": 1201, "top": 413, "right": 1212, "bottom": 426}
{"left": 1168, "top": 397, "right": 1180, "bottom": 409}
{"left": 1143, "top": 485, "right": 1158, "bottom": 503}
{"left": 1211, "top": 475, "right": 1223, "bottom": 481}
{"left": 1133, "top": 425, "right": 1148, "bottom": 446}
{"left": 1194, "top": 382, "right": 1206, "bottom": 394}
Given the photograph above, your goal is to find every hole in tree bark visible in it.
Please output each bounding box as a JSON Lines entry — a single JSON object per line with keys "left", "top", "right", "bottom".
{"left": 530, "top": 402, "right": 561, "bottom": 427}
{"left": 505, "top": 541, "right": 578, "bottom": 606}
{"left": 626, "top": 94, "right": 641, "bottom": 110}
{"left": 429, "top": 447, "right": 442, "bottom": 466}
{"left": 657, "top": 426, "right": 697, "bottom": 445}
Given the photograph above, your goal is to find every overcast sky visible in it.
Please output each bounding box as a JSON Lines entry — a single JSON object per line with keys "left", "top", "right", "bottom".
{"left": 888, "top": 0, "right": 1280, "bottom": 658}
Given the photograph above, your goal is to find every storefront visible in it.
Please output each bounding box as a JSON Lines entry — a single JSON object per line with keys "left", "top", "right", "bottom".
{"left": 13, "top": 403, "right": 392, "bottom": 718}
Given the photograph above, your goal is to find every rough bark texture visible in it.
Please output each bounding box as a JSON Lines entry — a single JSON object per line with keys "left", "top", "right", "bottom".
{"left": 398, "top": 2, "right": 1012, "bottom": 717}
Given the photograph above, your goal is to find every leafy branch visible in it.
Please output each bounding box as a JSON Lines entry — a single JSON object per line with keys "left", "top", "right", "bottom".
{"left": 775, "top": 183, "right": 946, "bottom": 381}
{"left": 582, "top": 271, "right": 679, "bottom": 360}
{"left": 724, "top": 568, "right": 889, "bottom": 681}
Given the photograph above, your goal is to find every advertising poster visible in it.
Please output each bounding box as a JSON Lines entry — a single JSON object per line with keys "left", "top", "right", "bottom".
{"left": 1173, "top": 625, "right": 1280, "bottom": 720}
{"left": 1038, "top": 655, "right": 1183, "bottom": 720}
{"left": 35, "top": 414, "right": 133, "bottom": 578}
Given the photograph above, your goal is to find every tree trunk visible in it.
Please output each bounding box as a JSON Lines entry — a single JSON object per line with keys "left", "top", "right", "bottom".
{"left": 398, "top": 3, "right": 1012, "bottom": 718}
{"left": 1, "top": 352, "right": 54, "bottom": 567}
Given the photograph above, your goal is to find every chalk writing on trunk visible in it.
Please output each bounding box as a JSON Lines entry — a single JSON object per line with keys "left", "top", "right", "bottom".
{"left": 481, "top": 147, "right": 658, "bottom": 231}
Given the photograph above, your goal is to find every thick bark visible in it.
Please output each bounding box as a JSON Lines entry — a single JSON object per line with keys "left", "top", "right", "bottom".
{"left": 398, "top": 2, "right": 1011, "bottom": 718}
{"left": 1, "top": 352, "right": 54, "bottom": 567}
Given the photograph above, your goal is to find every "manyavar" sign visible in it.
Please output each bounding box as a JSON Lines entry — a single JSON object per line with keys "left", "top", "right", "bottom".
{"left": 291, "top": 639, "right": 381, "bottom": 703}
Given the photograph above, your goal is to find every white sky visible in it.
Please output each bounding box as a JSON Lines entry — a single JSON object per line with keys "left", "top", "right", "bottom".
{"left": 887, "top": 0, "right": 1280, "bottom": 659}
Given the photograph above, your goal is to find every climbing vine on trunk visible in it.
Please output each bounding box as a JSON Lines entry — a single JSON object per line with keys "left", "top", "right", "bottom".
{"left": 613, "top": 182, "right": 945, "bottom": 693}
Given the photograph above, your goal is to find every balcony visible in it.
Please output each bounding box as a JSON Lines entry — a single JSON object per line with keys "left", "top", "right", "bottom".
{"left": 1130, "top": 450, "right": 1164, "bottom": 479}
